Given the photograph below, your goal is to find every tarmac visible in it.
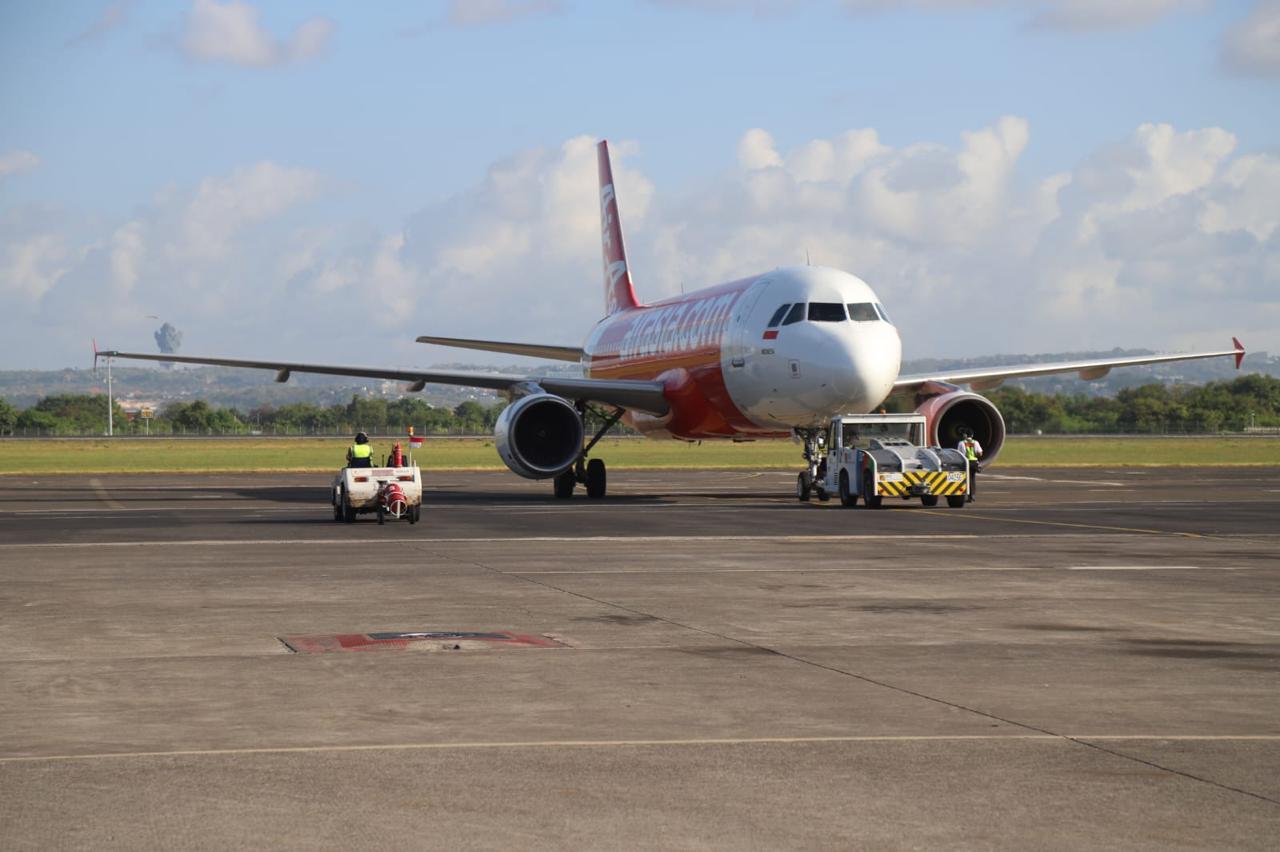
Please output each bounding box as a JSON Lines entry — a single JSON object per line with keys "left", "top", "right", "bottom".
{"left": 0, "top": 466, "right": 1278, "bottom": 850}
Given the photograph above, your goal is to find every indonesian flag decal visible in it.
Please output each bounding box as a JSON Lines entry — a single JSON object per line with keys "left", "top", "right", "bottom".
{"left": 408, "top": 427, "right": 424, "bottom": 449}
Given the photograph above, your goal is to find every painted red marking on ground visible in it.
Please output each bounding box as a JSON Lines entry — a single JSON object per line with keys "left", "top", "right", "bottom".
{"left": 281, "top": 631, "right": 561, "bottom": 654}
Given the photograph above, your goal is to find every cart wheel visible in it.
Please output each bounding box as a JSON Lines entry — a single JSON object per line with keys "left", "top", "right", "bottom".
{"left": 377, "top": 504, "right": 385, "bottom": 525}
{"left": 796, "top": 472, "right": 811, "bottom": 502}
{"left": 341, "top": 488, "right": 356, "bottom": 523}
{"left": 409, "top": 504, "right": 420, "bottom": 524}
{"left": 863, "top": 472, "right": 882, "bottom": 509}
{"left": 921, "top": 495, "right": 939, "bottom": 507}
{"left": 839, "top": 471, "right": 856, "bottom": 507}
{"left": 947, "top": 495, "right": 966, "bottom": 508}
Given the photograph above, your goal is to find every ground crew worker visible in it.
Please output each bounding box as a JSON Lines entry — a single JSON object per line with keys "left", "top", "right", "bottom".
{"left": 347, "top": 431, "right": 374, "bottom": 468}
{"left": 957, "top": 429, "right": 983, "bottom": 501}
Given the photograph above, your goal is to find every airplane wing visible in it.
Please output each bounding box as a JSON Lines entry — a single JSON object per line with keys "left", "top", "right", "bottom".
{"left": 415, "top": 335, "right": 583, "bottom": 362}
{"left": 95, "top": 349, "right": 669, "bottom": 416}
{"left": 893, "top": 338, "right": 1245, "bottom": 392}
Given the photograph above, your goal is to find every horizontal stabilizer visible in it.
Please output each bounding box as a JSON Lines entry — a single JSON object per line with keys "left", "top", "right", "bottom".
{"left": 416, "top": 336, "right": 583, "bottom": 363}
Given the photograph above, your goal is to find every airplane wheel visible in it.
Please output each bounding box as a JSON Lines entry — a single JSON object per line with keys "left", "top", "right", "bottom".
{"left": 585, "top": 459, "right": 607, "bottom": 499}
{"left": 839, "top": 471, "right": 856, "bottom": 507}
{"left": 947, "top": 495, "right": 966, "bottom": 508}
{"left": 921, "top": 495, "right": 939, "bottom": 507}
{"left": 553, "top": 470, "right": 575, "bottom": 499}
{"left": 796, "top": 472, "right": 811, "bottom": 502}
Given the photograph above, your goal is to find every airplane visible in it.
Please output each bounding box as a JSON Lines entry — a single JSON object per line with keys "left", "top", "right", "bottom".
{"left": 99, "top": 140, "right": 1247, "bottom": 499}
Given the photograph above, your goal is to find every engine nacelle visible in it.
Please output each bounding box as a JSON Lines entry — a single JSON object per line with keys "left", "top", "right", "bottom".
{"left": 494, "top": 393, "right": 584, "bottom": 479}
{"left": 915, "top": 390, "right": 1006, "bottom": 465}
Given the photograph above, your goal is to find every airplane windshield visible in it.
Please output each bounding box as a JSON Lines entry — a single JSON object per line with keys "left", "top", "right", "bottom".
{"left": 766, "top": 304, "right": 791, "bottom": 328}
{"left": 808, "top": 303, "right": 846, "bottom": 322}
{"left": 781, "top": 303, "right": 805, "bottom": 325}
{"left": 847, "top": 302, "right": 878, "bottom": 322}
{"left": 875, "top": 303, "right": 893, "bottom": 324}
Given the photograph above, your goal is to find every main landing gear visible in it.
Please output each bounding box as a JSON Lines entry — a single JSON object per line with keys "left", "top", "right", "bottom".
{"left": 553, "top": 405, "right": 624, "bottom": 500}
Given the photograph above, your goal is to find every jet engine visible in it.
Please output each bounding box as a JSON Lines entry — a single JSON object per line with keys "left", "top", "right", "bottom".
{"left": 915, "top": 390, "right": 1006, "bottom": 464}
{"left": 494, "top": 393, "right": 584, "bottom": 479}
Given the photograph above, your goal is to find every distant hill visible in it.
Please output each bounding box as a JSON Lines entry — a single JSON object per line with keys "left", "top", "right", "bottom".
{"left": 1, "top": 351, "right": 1274, "bottom": 410}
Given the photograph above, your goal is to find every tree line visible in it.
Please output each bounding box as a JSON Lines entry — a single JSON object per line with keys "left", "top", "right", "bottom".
{"left": 1, "top": 375, "right": 1278, "bottom": 436}
{"left": 0, "top": 394, "right": 629, "bottom": 437}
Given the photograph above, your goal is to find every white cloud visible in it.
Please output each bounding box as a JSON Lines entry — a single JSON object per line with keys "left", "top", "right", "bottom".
{"left": 642, "top": 119, "right": 1277, "bottom": 356}
{"left": 446, "top": 0, "right": 564, "bottom": 27}
{"left": 0, "top": 232, "right": 71, "bottom": 306}
{"left": 1028, "top": 0, "right": 1206, "bottom": 30}
{"left": 655, "top": 0, "right": 1211, "bottom": 31}
{"left": 2, "top": 124, "right": 1277, "bottom": 369}
{"left": 0, "top": 150, "right": 40, "bottom": 179}
{"left": 174, "top": 161, "right": 324, "bottom": 260}
{"left": 66, "top": 0, "right": 137, "bottom": 47}
{"left": 1221, "top": 1, "right": 1280, "bottom": 76}
{"left": 181, "top": 0, "right": 334, "bottom": 67}
{"left": 737, "top": 129, "right": 784, "bottom": 170}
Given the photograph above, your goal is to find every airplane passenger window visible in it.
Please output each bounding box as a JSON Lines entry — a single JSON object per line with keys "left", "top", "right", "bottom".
{"left": 847, "top": 302, "right": 878, "bottom": 321}
{"left": 767, "top": 304, "right": 791, "bottom": 328}
{"left": 808, "top": 303, "right": 846, "bottom": 322}
{"left": 781, "top": 303, "right": 805, "bottom": 325}
{"left": 874, "top": 303, "right": 893, "bottom": 324}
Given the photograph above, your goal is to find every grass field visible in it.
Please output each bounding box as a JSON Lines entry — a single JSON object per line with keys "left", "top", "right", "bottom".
{"left": 0, "top": 436, "right": 1277, "bottom": 475}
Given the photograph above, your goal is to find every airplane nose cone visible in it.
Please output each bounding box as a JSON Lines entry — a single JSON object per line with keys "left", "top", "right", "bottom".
{"left": 828, "top": 325, "right": 900, "bottom": 409}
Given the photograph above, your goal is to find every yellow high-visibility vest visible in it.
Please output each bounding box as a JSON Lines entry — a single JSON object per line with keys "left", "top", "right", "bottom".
{"left": 350, "top": 443, "right": 372, "bottom": 459}
{"left": 962, "top": 440, "right": 979, "bottom": 461}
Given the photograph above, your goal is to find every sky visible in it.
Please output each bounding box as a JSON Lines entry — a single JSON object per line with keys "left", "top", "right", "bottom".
{"left": 1, "top": 0, "right": 1277, "bottom": 370}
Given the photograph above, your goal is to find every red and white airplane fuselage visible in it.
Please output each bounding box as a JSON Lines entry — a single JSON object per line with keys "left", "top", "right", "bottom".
{"left": 584, "top": 266, "right": 902, "bottom": 440}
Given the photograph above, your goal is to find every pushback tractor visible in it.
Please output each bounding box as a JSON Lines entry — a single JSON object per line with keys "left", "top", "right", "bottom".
{"left": 797, "top": 414, "right": 970, "bottom": 508}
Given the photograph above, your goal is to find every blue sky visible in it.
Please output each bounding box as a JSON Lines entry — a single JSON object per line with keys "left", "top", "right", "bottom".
{"left": 1, "top": 0, "right": 1277, "bottom": 369}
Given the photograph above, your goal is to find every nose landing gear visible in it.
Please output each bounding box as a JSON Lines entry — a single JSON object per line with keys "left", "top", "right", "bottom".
{"left": 795, "top": 427, "right": 824, "bottom": 503}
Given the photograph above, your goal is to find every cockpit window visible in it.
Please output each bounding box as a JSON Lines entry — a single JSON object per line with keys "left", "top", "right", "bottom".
{"left": 781, "top": 303, "right": 805, "bottom": 326}
{"left": 766, "top": 304, "right": 791, "bottom": 328}
{"left": 874, "top": 302, "right": 893, "bottom": 324}
{"left": 847, "top": 302, "right": 878, "bottom": 322}
{"left": 808, "top": 302, "right": 846, "bottom": 322}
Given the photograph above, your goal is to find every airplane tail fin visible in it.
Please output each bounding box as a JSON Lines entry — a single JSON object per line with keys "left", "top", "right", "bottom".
{"left": 597, "top": 140, "right": 639, "bottom": 315}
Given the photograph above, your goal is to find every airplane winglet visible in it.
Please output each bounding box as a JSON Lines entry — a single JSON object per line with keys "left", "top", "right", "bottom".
{"left": 1233, "top": 337, "right": 1245, "bottom": 370}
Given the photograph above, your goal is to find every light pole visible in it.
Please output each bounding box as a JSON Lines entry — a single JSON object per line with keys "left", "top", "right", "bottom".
{"left": 106, "top": 355, "right": 113, "bottom": 437}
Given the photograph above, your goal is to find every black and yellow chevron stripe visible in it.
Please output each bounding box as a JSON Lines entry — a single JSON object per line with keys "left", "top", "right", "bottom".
{"left": 876, "top": 469, "right": 967, "bottom": 497}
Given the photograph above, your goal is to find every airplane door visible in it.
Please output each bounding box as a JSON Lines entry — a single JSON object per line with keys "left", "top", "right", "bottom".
{"left": 727, "top": 278, "right": 770, "bottom": 369}
{"left": 721, "top": 276, "right": 777, "bottom": 429}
